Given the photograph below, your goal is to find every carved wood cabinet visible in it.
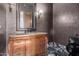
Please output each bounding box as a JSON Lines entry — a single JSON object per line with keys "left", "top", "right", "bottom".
{"left": 8, "top": 33, "right": 48, "bottom": 56}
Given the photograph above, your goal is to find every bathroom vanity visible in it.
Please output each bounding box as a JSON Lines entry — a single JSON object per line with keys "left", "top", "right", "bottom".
{"left": 8, "top": 4, "right": 48, "bottom": 56}
{"left": 8, "top": 32, "right": 48, "bottom": 56}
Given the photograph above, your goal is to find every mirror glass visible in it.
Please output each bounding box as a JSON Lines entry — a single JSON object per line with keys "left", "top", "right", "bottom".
{"left": 16, "top": 3, "right": 36, "bottom": 31}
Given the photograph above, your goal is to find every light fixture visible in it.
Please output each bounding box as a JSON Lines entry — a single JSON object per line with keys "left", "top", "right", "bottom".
{"left": 8, "top": 3, "right": 12, "bottom": 12}
{"left": 8, "top": 3, "right": 16, "bottom": 12}
{"left": 36, "top": 9, "right": 43, "bottom": 19}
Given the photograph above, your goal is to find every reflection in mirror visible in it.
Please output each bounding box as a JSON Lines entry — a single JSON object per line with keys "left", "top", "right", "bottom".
{"left": 16, "top": 3, "right": 36, "bottom": 32}
{"left": 20, "top": 11, "right": 32, "bottom": 29}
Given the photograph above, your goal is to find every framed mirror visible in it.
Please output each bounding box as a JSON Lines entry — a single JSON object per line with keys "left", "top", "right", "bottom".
{"left": 16, "top": 3, "right": 36, "bottom": 31}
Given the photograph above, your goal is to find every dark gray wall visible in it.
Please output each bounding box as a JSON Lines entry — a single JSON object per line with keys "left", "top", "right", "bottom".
{"left": 36, "top": 3, "right": 53, "bottom": 42}
{"left": 36, "top": 3, "right": 51, "bottom": 32}
{"left": 53, "top": 3, "right": 79, "bottom": 45}
{"left": 47, "top": 4, "right": 53, "bottom": 42}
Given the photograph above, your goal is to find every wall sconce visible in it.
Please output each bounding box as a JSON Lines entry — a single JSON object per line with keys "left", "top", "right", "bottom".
{"left": 8, "top": 3, "right": 12, "bottom": 12}
{"left": 8, "top": 3, "right": 16, "bottom": 12}
{"left": 36, "top": 9, "right": 43, "bottom": 19}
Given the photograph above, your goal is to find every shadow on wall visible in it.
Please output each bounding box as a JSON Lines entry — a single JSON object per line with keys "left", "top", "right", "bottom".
{"left": 0, "top": 33, "right": 6, "bottom": 55}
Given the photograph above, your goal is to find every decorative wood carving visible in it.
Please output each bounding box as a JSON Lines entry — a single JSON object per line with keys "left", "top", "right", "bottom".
{"left": 8, "top": 34, "right": 48, "bottom": 56}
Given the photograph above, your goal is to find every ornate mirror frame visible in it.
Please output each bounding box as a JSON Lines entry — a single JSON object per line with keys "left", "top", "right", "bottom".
{"left": 16, "top": 3, "right": 36, "bottom": 32}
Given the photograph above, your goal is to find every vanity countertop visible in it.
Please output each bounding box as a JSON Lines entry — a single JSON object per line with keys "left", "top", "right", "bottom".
{"left": 9, "top": 32, "right": 48, "bottom": 37}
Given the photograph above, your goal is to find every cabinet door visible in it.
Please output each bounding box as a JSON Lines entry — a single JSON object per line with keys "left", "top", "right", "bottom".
{"left": 13, "top": 40, "right": 26, "bottom": 56}
{"left": 8, "top": 40, "right": 14, "bottom": 56}
{"left": 34, "top": 35, "right": 48, "bottom": 56}
{"left": 25, "top": 38, "right": 35, "bottom": 56}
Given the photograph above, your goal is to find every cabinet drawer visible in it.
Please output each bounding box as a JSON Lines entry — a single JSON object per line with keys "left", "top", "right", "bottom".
{"left": 13, "top": 44, "right": 25, "bottom": 51}
{"left": 13, "top": 40, "right": 26, "bottom": 56}
{"left": 13, "top": 40, "right": 25, "bottom": 45}
{"left": 13, "top": 47, "right": 26, "bottom": 56}
{"left": 15, "top": 36, "right": 30, "bottom": 40}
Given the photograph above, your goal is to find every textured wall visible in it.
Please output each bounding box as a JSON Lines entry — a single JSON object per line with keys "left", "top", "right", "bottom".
{"left": 36, "top": 3, "right": 53, "bottom": 42}
{"left": 0, "top": 4, "right": 6, "bottom": 54}
{"left": 5, "top": 4, "right": 16, "bottom": 54}
{"left": 47, "top": 4, "right": 53, "bottom": 42}
{"left": 53, "top": 3, "right": 79, "bottom": 45}
{"left": 36, "top": 3, "right": 50, "bottom": 32}
{"left": 0, "top": 4, "right": 6, "bottom": 33}
{"left": 6, "top": 4, "right": 16, "bottom": 39}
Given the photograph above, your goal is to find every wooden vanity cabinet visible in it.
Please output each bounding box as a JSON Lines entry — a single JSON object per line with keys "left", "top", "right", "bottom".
{"left": 8, "top": 34, "right": 48, "bottom": 56}
{"left": 8, "top": 37, "right": 26, "bottom": 56}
